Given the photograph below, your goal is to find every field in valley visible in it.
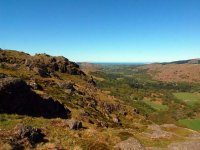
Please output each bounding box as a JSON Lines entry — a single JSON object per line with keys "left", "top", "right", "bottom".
{"left": 173, "top": 92, "right": 200, "bottom": 106}
{"left": 89, "top": 64, "right": 200, "bottom": 129}
{"left": 178, "top": 119, "right": 200, "bottom": 131}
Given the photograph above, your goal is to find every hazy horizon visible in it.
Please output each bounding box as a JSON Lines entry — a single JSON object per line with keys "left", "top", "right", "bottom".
{"left": 1, "top": 48, "right": 200, "bottom": 64}
{"left": 0, "top": 0, "right": 200, "bottom": 62}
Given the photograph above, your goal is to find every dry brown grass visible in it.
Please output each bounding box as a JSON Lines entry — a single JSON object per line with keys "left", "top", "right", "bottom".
{"left": 140, "top": 64, "right": 200, "bottom": 83}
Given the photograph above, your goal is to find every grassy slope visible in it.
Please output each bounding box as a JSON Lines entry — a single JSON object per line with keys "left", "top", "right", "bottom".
{"left": 178, "top": 119, "right": 200, "bottom": 131}
{"left": 0, "top": 50, "right": 150, "bottom": 149}
{"left": 1, "top": 51, "right": 200, "bottom": 149}
{"left": 143, "top": 100, "right": 168, "bottom": 111}
{"left": 173, "top": 92, "right": 200, "bottom": 105}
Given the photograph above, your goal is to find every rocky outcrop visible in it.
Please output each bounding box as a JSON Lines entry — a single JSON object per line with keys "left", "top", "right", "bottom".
{"left": 114, "top": 138, "right": 145, "bottom": 150}
{"left": 88, "top": 76, "right": 96, "bottom": 86}
{"left": 57, "top": 81, "right": 76, "bottom": 94}
{"left": 0, "top": 77, "right": 71, "bottom": 118}
{"left": 32, "top": 65, "right": 49, "bottom": 77}
{"left": 0, "top": 50, "right": 85, "bottom": 77}
{"left": 101, "top": 102, "right": 121, "bottom": 114}
{"left": 15, "top": 124, "right": 45, "bottom": 145}
{"left": 0, "top": 50, "right": 28, "bottom": 64}
{"left": 26, "top": 54, "right": 85, "bottom": 76}
{"left": 29, "top": 79, "right": 43, "bottom": 90}
{"left": 8, "top": 124, "right": 46, "bottom": 149}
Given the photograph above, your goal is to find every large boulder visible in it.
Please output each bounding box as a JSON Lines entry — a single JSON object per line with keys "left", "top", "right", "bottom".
{"left": 88, "top": 76, "right": 96, "bottom": 86}
{"left": 29, "top": 79, "right": 43, "bottom": 90}
{"left": 114, "top": 138, "right": 145, "bottom": 150}
{"left": 57, "top": 81, "right": 76, "bottom": 94}
{"left": 57, "top": 81, "right": 75, "bottom": 90}
{"left": 33, "top": 66, "right": 49, "bottom": 77}
{"left": 66, "top": 119, "right": 83, "bottom": 130}
{"left": 0, "top": 77, "right": 71, "bottom": 118}
{"left": 113, "top": 117, "right": 122, "bottom": 126}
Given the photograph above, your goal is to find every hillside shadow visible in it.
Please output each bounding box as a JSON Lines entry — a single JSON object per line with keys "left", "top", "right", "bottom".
{"left": 0, "top": 78, "right": 70, "bottom": 119}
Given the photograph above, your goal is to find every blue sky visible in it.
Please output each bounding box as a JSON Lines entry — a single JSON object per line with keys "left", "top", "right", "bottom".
{"left": 0, "top": 0, "right": 200, "bottom": 62}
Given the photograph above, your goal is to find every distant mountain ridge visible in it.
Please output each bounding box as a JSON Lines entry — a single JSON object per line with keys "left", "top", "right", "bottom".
{"left": 140, "top": 58, "right": 200, "bottom": 83}
{"left": 160, "top": 58, "right": 200, "bottom": 65}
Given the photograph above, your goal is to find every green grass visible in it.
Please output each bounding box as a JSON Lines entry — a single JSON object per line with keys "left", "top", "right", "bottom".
{"left": 173, "top": 92, "right": 200, "bottom": 105}
{"left": 0, "top": 114, "right": 22, "bottom": 129}
{"left": 178, "top": 119, "right": 200, "bottom": 131}
{"left": 0, "top": 114, "right": 50, "bottom": 129}
{"left": 142, "top": 100, "right": 168, "bottom": 111}
{"left": 117, "top": 132, "right": 134, "bottom": 140}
